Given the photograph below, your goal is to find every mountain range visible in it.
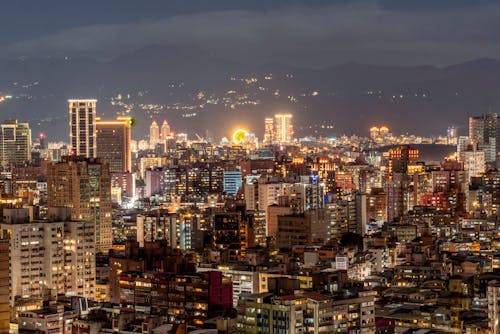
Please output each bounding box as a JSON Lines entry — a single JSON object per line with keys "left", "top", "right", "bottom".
{"left": 1, "top": 45, "right": 500, "bottom": 141}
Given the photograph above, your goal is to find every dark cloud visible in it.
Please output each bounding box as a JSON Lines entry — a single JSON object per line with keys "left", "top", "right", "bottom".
{"left": 378, "top": 0, "right": 499, "bottom": 11}
{"left": 2, "top": 0, "right": 500, "bottom": 67}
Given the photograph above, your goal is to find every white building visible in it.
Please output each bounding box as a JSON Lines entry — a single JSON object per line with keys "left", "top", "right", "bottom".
{"left": 463, "top": 149, "right": 486, "bottom": 178}
{"left": 274, "top": 114, "right": 293, "bottom": 144}
{"left": 69, "top": 99, "right": 97, "bottom": 158}
{"left": 149, "top": 120, "right": 160, "bottom": 147}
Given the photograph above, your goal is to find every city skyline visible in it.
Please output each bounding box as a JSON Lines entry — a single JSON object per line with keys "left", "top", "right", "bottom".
{"left": 1, "top": 2, "right": 500, "bottom": 139}
{"left": 0, "top": 2, "right": 499, "bottom": 334}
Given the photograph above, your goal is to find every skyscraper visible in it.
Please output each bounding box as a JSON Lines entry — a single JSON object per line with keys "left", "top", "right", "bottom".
{"left": 274, "top": 114, "right": 293, "bottom": 144}
{"left": 463, "top": 149, "right": 486, "bottom": 178}
{"left": 149, "top": 120, "right": 160, "bottom": 147}
{"left": 69, "top": 99, "right": 97, "bottom": 158}
{"left": 457, "top": 136, "right": 471, "bottom": 163}
{"left": 47, "top": 156, "right": 112, "bottom": 253}
{"left": 469, "top": 113, "right": 497, "bottom": 146}
{"left": 263, "top": 117, "right": 275, "bottom": 144}
{"left": 469, "top": 113, "right": 498, "bottom": 163}
{"left": 160, "top": 120, "right": 171, "bottom": 140}
{"left": 96, "top": 117, "right": 132, "bottom": 173}
{"left": 0, "top": 119, "right": 31, "bottom": 168}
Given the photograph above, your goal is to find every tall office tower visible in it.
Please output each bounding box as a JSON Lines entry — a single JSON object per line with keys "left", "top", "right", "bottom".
{"left": 47, "top": 156, "right": 112, "bottom": 253}
{"left": 96, "top": 117, "right": 132, "bottom": 173}
{"left": 0, "top": 120, "right": 32, "bottom": 168}
{"left": 69, "top": 99, "right": 97, "bottom": 158}
{"left": 274, "top": 114, "right": 293, "bottom": 144}
{"left": 160, "top": 120, "right": 171, "bottom": 140}
{"left": 149, "top": 120, "right": 160, "bottom": 147}
{"left": 263, "top": 117, "right": 275, "bottom": 144}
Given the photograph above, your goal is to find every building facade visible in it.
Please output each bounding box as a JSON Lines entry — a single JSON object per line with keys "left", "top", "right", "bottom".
{"left": 96, "top": 117, "right": 132, "bottom": 173}
{"left": 47, "top": 156, "right": 112, "bottom": 253}
{"left": 0, "top": 119, "right": 31, "bottom": 168}
{"left": 69, "top": 99, "right": 97, "bottom": 158}
{"left": 274, "top": 114, "right": 293, "bottom": 144}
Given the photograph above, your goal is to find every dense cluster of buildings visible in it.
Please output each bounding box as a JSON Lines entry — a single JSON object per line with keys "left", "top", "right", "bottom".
{"left": 0, "top": 101, "right": 499, "bottom": 333}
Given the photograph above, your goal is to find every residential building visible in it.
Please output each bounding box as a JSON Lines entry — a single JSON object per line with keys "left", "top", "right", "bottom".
{"left": 47, "top": 156, "right": 112, "bottom": 253}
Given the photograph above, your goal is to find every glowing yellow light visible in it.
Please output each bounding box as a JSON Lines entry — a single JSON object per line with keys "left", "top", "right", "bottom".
{"left": 232, "top": 129, "right": 249, "bottom": 144}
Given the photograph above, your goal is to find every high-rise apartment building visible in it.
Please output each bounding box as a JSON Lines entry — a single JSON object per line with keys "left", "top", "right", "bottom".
{"left": 160, "top": 120, "right": 171, "bottom": 140}
{"left": 96, "top": 117, "right": 132, "bottom": 173}
{"left": 63, "top": 218, "right": 96, "bottom": 300}
{"left": 469, "top": 113, "right": 497, "bottom": 146}
{"left": 469, "top": 113, "right": 499, "bottom": 164}
{"left": 0, "top": 119, "right": 31, "bottom": 167}
{"left": 0, "top": 208, "right": 96, "bottom": 310}
{"left": 69, "top": 99, "right": 97, "bottom": 158}
{"left": 47, "top": 156, "right": 112, "bottom": 253}
{"left": 386, "top": 173, "right": 411, "bottom": 222}
{"left": 149, "top": 121, "right": 160, "bottom": 147}
{"left": 463, "top": 149, "right": 486, "bottom": 178}
{"left": 274, "top": 114, "right": 293, "bottom": 144}
{"left": 457, "top": 136, "right": 471, "bottom": 163}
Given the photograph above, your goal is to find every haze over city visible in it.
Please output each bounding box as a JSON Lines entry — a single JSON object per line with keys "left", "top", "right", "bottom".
{"left": 1, "top": 0, "right": 500, "bottom": 139}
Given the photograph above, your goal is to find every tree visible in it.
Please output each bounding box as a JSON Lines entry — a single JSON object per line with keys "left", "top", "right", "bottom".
{"left": 340, "top": 232, "right": 363, "bottom": 251}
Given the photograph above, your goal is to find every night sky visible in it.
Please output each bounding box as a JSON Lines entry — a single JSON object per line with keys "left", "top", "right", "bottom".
{"left": 2, "top": 0, "right": 500, "bottom": 67}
